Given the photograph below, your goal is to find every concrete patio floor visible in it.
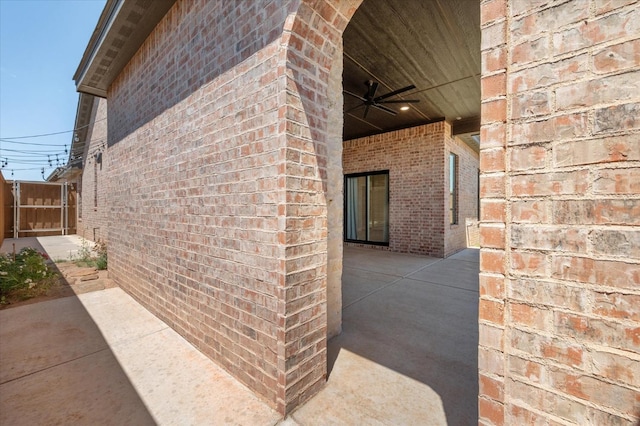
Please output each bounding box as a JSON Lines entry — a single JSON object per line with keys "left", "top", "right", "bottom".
{"left": 289, "top": 247, "right": 479, "bottom": 426}
{"left": 1, "top": 237, "right": 478, "bottom": 425}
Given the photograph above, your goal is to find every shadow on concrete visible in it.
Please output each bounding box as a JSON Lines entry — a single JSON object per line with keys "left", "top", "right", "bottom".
{"left": 1, "top": 236, "right": 283, "bottom": 425}
{"left": 296, "top": 247, "right": 479, "bottom": 426}
{"left": 0, "top": 238, "right": 155, "bottom": 425}
{"left": 341, "top": 248, "right": 478, "bottom": 425}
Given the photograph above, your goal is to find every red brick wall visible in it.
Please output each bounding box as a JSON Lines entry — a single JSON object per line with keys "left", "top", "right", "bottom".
{"left": 343, "top": 122, "right": 446, "bottom": 256}
{"left": 78, "top": 97, "right": 108, "bottom": 243}
{"left": 344, "top": 122, "right": 479, "bottom": 258}
{"left": 479, "top": 0, "right": 640, "bottom": 424}
{"left": 103, "top": 0, "right": 354, "bottom": 415}
{"left": 0, "top": 171, "right": 5, "bottom": 246}
{"left": 445, "top": 127, "right": 480, "bottom": 256}
{"left": 106, "top": 0, "right": 294, "bottom": 411}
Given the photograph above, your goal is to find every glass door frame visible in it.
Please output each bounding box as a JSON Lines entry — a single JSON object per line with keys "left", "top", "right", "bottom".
{"left": 343, "top": 170, "right": 390, "bottom": 246}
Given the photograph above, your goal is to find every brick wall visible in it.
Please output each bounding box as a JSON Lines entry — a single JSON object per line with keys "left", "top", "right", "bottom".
{"left": 0, "top": 171, "right": 5, "bottom": 246}
{"left": 78, "top": 97, "right": 108, "bottom": 243}
{"left": 445, "top": 126, "right": 480, "bottom": 256}
{"left": 344, "top": 121, "right": 478, "bottom": 258}
{"left": 106, "top": 0, "right": 291, "bottom": 411}
{"left": 344, "top": 122, "right": 446, "bottom": 256}
{"left": 102, "top": 0, "right": 353, "bottom": 415}
{"left": 479, "top": 0, "right": 640, "bottom": 424}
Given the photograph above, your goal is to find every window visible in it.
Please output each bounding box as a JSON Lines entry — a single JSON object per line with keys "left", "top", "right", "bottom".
{"left": 345, "top": 171, "right": 389, "bottom": 245}
{"left": 449, "top": 153, "right": 458, "bottom": 225}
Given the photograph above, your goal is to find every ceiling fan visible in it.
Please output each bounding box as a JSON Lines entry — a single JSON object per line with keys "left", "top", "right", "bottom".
{"left": 345, "top": 80, "right": 420, "bottom": 118}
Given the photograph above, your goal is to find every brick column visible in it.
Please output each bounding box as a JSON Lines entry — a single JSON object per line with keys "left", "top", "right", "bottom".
{"left": 277, "top": 1, "right": 355, "bottom": 414}
{"left": 479, "top": 1, "right": 640, "bottom": 424}
{"left": 479, "top": 1, "right": 508, "bottom": 424}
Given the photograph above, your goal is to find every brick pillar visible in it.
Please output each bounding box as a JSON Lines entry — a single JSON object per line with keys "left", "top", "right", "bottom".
{"left": 277, "top": 1, "right": 356, "bottom": 414}
{"left": 479, "top": 1, "right": 508, "bottom": 424}
{"left": 479, "top": 0, "right": 640, "bottom": 425}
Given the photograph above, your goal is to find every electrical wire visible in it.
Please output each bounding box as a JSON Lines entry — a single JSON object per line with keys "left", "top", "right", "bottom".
{"left": 0, "top": 117, "right": 106, "bottom": 140}
{"left": 0, "top": 147, "right": 67, "bottom": 155}
{"left": 0, "top": 138, "right": 68, "bottom": 147}
{"left": 0, "top": 135, "right": 106, "bottom": 176}
{"left": 0, "top": 129, "right": 75, "bottom": 139}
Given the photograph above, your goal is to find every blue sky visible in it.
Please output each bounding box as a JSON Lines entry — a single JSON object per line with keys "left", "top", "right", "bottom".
{"left": 0, "top": 0, "right": 106, "bottom": 181}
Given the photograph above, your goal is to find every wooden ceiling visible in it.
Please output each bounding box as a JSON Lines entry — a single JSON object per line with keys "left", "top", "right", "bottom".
{"left": 343, "top": 0, "right": 481, "bottom": 147}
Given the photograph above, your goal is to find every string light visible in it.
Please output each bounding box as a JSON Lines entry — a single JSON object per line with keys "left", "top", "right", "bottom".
{"left": 0, "top": 127, "right": 106, "bottom": 178}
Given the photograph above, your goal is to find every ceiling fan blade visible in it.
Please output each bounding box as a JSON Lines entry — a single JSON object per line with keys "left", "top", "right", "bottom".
{"left": 344, "top": 90, "right": 367, "bottom": 102}
{"left": 345, "top": 104, "right": 364, "bottom": 113}
{"left": 366, "top": 81, "right": 379, "bottom": 99}
{"left": 378, "top": 99, "right": 421, "bottom": 104}
{"left": 363, "top": 104, "right": 371, "bottom": 119}
{"left": 373, "top": 104, "right": 397, "bottom": 116}
{"left": 375, "top": 84, "right": 416, "bottom": 102}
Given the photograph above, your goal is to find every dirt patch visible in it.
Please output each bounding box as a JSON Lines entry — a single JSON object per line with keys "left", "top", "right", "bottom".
{"left": 0, "top": 262, "right": 116, "bottom": 310}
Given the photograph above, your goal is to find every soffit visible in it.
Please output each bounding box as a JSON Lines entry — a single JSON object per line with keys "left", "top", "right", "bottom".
{"left": 343, "top": 0, "right": 481, "bottom": 150}
{"left": 74, "top": 0, "right": 480, "bottom": 149}
{"left": 69, "top": 93, "right": 96, "bottom": 166}
{"left": 74, "top": 0, "right": 176, "bottom": 98}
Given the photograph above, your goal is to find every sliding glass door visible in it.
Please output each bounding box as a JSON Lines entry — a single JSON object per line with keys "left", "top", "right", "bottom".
{"left": 345, "top": 171, "right": 389, "bottom": 244}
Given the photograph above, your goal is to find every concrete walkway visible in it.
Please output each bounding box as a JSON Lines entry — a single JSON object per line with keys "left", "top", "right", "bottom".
{"left": 1, "top": 235, "right": 94, "bottom": 260}
{"left": 0, "top": 288, "right": 281, "bottom": 425}
{"left": 1, "top": 237, "right": 479, "bottom": 425}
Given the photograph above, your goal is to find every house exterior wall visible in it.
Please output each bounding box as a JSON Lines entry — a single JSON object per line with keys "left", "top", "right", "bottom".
{"left": 0, "top": 171, "right": 5, "bottom": 247}
{"left": 445, "top": 129, "right": 480, "bottom": 257}
{"left": 102, "top": 0, "right": 350, "bottom": 414}
{"left": 479, "top": 0, "right": 640, "bottom": 425}
{"left": 86, "top": 0, "right": 639, "bottom": 421}
{"left": 78, "top": 97, "right": 109, "bottom": 243}
{"left": 343, "top": 121, "right": 479, "bottom": 258}
{"left": 343, "top": 122, "right": 446, "bottom": 256}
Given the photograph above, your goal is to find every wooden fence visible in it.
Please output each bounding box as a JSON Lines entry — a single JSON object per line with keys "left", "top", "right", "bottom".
{"left": 2, "top": 180, "right": 77, "bottom": 239}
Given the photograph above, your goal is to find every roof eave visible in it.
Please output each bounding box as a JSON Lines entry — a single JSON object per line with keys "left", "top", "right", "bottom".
{"left": 73, "top": 0, "right": 176, "bottom": 98}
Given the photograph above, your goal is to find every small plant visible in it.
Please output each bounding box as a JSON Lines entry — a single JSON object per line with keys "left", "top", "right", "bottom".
{"left": 0, "top": 247, "right": 58, "bottom": 302}
{"left": 93, "top": 240, "right": 108, "bottom": 270}
{"left": 72, "top": 238, "right": 107, "bottom": 270}
{"left": 74, "top": 238, "right": 94, "bottom": 264}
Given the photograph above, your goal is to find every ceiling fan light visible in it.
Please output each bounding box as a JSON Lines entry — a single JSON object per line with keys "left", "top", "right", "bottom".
{"left": 400, "top": 106, "right": 410, "bottom": 111}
